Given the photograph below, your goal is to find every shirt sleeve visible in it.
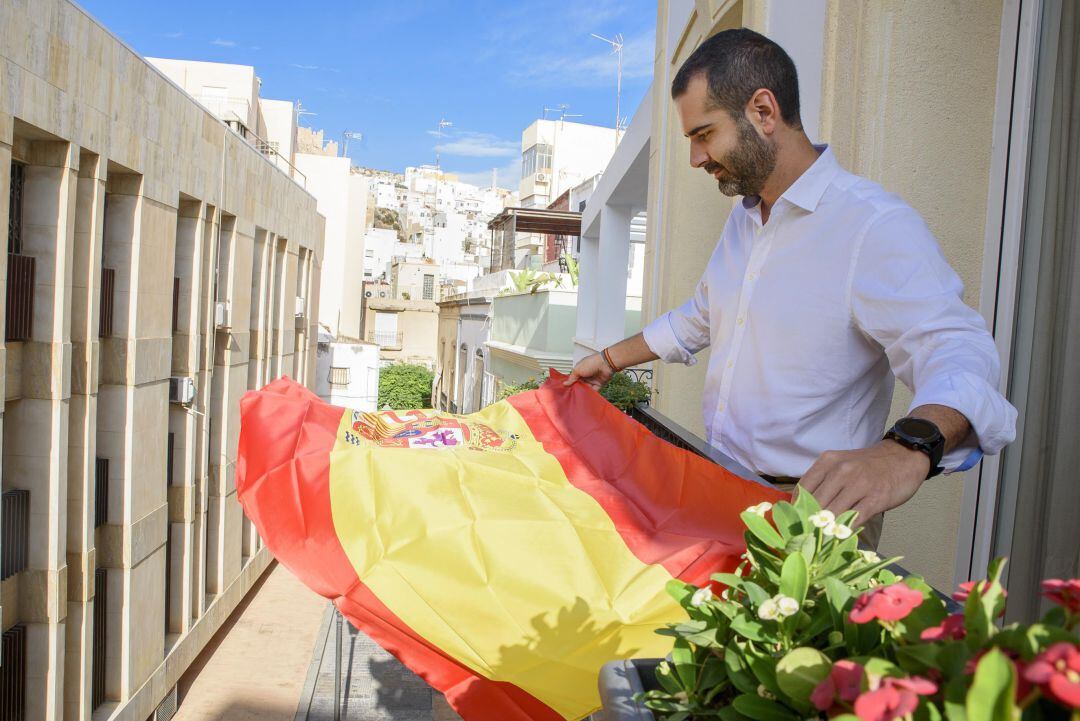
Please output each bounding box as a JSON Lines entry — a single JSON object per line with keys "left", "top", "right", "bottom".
{"left": 849, "top": 206, "right": 1017, "bottom": 469}
{"left": 641, "top": 262, "right": 711, "bottom": 366}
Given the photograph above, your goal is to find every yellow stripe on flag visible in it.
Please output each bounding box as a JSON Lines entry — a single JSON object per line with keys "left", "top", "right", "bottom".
{"left": 327, "top": 400, "right": 687, "bottom": 718}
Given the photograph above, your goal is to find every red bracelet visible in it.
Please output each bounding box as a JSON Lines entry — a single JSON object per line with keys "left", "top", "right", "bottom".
{"left": 601, "top": 347, "right": 622, "bottom": 373}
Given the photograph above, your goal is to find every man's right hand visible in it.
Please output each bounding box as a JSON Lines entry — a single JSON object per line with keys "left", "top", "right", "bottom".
{"left": 564, "top": 353, "right": 614, "bottom": 390}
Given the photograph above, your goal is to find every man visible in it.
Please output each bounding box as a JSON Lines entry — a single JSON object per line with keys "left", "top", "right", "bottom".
{"left": 566, "top": 28, "right": 1016, "bottom": 547}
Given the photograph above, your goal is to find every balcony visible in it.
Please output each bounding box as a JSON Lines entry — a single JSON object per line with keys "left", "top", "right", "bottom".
{"left": 367, "top": 330, "right": 403, "bottom": 350}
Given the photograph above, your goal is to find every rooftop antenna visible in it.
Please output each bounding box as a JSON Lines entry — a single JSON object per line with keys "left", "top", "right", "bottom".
{"left": 590, "top": 33, "right": 624, "bottom": 141}
{"left": 342, "top": 130, "right": 364, "bottom": 161}
{"left": 543, "top": 104, "right": 584, "bottom": 122}
{"left": 295, "top": 99, "right": 317, "bottom": 125}
{"left": 434, "top": 118, "right": 453, "bottom": 170}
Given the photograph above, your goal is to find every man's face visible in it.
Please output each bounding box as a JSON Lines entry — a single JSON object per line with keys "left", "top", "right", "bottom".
{"left": 675, "top": 74, "right": 777, "bottom": 197}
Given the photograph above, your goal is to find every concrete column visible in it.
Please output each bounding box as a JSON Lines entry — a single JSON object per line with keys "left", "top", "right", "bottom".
{"left": 595, "top": 204, "right": 634, "bottom": 348}
{"left": 280, "top": 242, "right": 298, "bottom": 379}
{"left": 207, "top": 217, "right": 252, "bottom": 593}
{"left": 0, "top": 109, "right": 11, "bottom": 643}
{"left": 574, "top": 231, "right": 600, "bottom": 363}
{"left": 247, "top": 228, "right": 270, "bottom": 391}
{"left": 1, "top": 137, "right": 79, "bottom": 721}
{"left": 95, "top": 170, "right": 174, "bottom": 702}
{"left": 63, "top": 150, "right": 105, "bottom": 721}
{"left": 167, "top": 199, "right": 205, "bottom": 637}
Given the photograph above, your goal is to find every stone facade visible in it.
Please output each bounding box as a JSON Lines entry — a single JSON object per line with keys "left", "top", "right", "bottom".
{"left": 0, "top": 2, "right": 324, "bottom": 720}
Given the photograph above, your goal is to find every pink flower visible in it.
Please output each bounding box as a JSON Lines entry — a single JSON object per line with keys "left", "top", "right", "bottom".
{"left": 1041, "top": 579, "right": 1080, "bottom": 614}
{"left": 964, "top": 649, "right": 1031, "bottom": 701}
{"left": 953, "top": 579, "right": 1007, "bottom": 604}
{"left": 811, "top": 660, "right": 865, "bottom": 711}
{"left": 1023, "top": 643, "right": 1080, "bottom": 709}
{"left": 853, "top": 676, "right": 937, "bottom": 721}
{"left": 920, "top": 613, "right": 966, "bottom": 641}
{"left": 849, "top": 583, "right": 925, "bottom": 624}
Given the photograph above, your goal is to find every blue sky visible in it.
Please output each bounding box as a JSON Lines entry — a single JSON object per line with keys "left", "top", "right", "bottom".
{"left": 78, "top": 0, "right": 656, "bottom": 188}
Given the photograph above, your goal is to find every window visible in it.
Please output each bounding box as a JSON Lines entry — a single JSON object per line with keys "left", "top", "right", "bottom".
{"left": 328, "top": 367, "right": 350, "bottom": 387}
{"left": 422, "top": 274, "right": 434, "bottom": 300}
{"left": 521, "top": 144, "right": 553, "bottom": 178}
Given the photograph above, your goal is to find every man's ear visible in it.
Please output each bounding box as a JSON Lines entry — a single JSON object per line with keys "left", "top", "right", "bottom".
{"left": 746, "top": 88, "right": 780, "bottom": 135}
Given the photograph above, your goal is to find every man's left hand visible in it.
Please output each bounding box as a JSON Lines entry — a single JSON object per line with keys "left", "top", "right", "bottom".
{"left": 797, "top": 441, "right": 931, "bottom": 526}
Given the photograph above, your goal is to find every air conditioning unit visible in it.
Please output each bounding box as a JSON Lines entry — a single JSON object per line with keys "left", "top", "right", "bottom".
{"left": 214, "top": 301, "right": 231, "bottom": 330}
{"left": 365, "top": 290, "right": 373, "bottom": 298}
{"left": 535, "top": 172, "right": 549, "bottom": 184}
{"left": 295, "top": 296, "right": 306, "bottom": 317}
{"left": 379, "top": 291, "right": 387, "bottom": 298}
{"left": 169, "top": 377, "right": 196, "bottom": 405}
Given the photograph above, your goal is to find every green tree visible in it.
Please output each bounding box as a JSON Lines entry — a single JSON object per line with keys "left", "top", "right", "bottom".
{"left": 378, "top": 363, "right": 434, "bottom": 409}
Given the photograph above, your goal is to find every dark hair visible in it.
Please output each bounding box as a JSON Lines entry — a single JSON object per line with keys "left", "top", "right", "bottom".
{"left": 671, "top": 28, "right": 802, "bottom": 129}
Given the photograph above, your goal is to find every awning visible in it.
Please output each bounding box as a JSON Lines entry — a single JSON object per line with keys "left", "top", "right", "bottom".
{"left": 486, "top": 207, "right": 582, "bottom": 236}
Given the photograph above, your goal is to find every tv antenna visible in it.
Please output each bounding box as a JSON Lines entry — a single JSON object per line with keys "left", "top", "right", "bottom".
{"left": 590, "top": 33, "right": 625, "bottom": 140}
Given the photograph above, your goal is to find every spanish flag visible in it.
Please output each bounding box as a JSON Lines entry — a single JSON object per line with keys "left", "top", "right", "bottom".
{"left": 237, "top": 373, "right": 784, "bottom": 721}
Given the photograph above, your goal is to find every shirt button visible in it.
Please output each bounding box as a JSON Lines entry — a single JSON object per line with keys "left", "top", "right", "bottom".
{"left": 748, "top": 272, "right": 757, "bottom": 281}
{"left": 736, "top": 316, "right": 745, "bottom": 325}
{"left": 726, "top": 360, "right": 733, "bottom": 369}
{"left": 718, "top": 402, "right": 725, "bottom": 412}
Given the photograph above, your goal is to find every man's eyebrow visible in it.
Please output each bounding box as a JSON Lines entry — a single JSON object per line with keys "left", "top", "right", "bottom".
{"left": 685, "top": 122, "right": 713, "bottom": 138}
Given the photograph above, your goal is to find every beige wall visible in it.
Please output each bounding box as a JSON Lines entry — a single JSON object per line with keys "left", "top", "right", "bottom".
{"left": 645, "top": 0, "right": 1005, "bottom": 591}
{"left": 361, "top": 298, "right": 439, "bottom": 369}
{"left": 0, "top": 2, "right": 323, "bottom": 719}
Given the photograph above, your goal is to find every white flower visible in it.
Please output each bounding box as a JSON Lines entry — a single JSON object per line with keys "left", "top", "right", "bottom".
{"left": 757, "top": 598, "right": 780, "bottom": 621}
{"left": 859, "top": 550, "right": 881, "bottom": 563}
{"left": 691, "top": 587, "right": 714, "bottom": 607}
{"left": 775, "top": 595, "right": 800, "bottom": 617}
{"left": 824, "top": 521, "right": 853, "bottom": 539}
{"left": 809, "top": 510, "right": 835, "bottom": 528}
{"left": 745, "top": 502, "right": 774, "bottom": 516}
{"left": 721, "top": 588, "right": 731, "bottom": 600}
{"left": 757, "top": 684, "right": 776, "bottom": 700}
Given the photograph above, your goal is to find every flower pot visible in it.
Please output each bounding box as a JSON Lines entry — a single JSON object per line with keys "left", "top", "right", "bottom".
{"left": 596, "top": 658, "right": 662, "bottom": 721}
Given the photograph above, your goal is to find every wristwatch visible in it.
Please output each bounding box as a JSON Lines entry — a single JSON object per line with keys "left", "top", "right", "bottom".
{"left": 884, "top": 417, "right": 945, "bottom": 479}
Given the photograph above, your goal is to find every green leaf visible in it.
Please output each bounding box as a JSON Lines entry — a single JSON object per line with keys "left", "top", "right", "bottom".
{"left": 731, "top": 693, "right": 800, "bottom": 721}
{"left": 698, "top": 654, "right": 728, "bottom": 693}
{"left": 712, "top": 572, "right": 746, "bottom": 590}
{"left": 654, "top": 660, "right": 684, "bottom": 695}
{"left": 744, "top": 646, "right": 781, "bottom": 696}
{"left": 774, "top": 647, "right": 831, "bottom": 702}
{"left": 784, "top": 533, "right": 817, "bottom": 568}
{"left": 666, "top": 578, "right": 695, "bottom": 605}
{"left": 965, "top": 648, "right": 1018, "bottom": 721}
{"left": 741, "top": 511, "right": 785, "bottom": 549}
{"left": 779, "top": 552, "right": 809, "bottom": 605}
{"left": 717, "top": 707, "right": 752, "bottom": 721}
{"left": 731, "top": 613, "right": 772, "bottom": 642}
{"left": 896, "top": 643, "right": 943, "bottom": 673}
{"left": 741, "top": 582, "right": 771, "bottom": 608}
{"left": 792, "top": 487, "right": 821, "bottom": 515}
{"left": 943, "top": 675, "right": 969, "bottom": 721}
{"left": 823, "top": 576, "right": 853, "bottom": 626}
{"left": 671, "top": 639, "right": 698, "bottom": 690}
{"left": 725, "top": 641, "right": 761, "bottom": 696}
{"left": 770, "top": 501, "right": 803, "bottom": 539}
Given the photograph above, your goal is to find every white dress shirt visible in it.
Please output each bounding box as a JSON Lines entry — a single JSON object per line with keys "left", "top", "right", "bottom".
{"left": 642, "top": 145, "right": 1017, "bottom": 478}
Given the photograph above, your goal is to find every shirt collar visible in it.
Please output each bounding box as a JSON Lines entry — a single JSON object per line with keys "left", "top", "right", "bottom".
{"left": 741, "top": 144, "right": 839, "bottom": 214}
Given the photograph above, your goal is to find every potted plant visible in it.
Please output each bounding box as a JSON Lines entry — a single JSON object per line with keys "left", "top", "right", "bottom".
{"left": 598, "top": 491, "right": 1080, "bottom": 721}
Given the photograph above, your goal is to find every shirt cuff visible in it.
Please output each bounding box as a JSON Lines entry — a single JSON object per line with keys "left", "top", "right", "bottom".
{"left": 909, "top": 370, "right": 1018, "bottom": 461}
{"left": 642, "top": 312, "right": 698, "bottom": 366}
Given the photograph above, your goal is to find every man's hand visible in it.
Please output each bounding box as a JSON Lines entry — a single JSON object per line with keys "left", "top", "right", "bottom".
{"left": 564, "top": 353, "right": 613, "bottom": 390}
{"left": 797, "top": 440, "right": 931, "bottom": 526}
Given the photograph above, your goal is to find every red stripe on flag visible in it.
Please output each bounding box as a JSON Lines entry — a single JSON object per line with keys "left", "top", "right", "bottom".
{"left": 237, "top": 378, "right": 562, "bottom": 721}
{"left": 505, "top": 373, "right": 788, "bottom": 587}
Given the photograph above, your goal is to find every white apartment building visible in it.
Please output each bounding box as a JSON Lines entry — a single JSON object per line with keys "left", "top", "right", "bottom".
{"left": 363, "top": 227, "right": 399, "bottom": 282}
{"left": 146, "top": 58, "right": 301, "bottom": 184}
{"left": 516, "top": 119, "right": 619, "bottom": 268}
{"left": 293, "top": 152, "right": 369, "bottom": 341}
{"left": 1, "top": 4, "right": 324, "bottom": 721}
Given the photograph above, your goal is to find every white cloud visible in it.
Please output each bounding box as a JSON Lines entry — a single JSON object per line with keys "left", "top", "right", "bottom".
{"left": 164, "top": 31, "right": 183, "bottom": 39}
{"left": 210, "top": 38, "right": 236, "bottom": 47}
{"left": 435, "top": 131, "right": 519, "bottom": 159}
{"left": 450, "top": 158, "right": 522, "bottom": 191}
{"left": 506, "top": 31, "right": 654, "bottom": 89}
{"left": 291, "top": 63, "right": 320, "bottom": 70}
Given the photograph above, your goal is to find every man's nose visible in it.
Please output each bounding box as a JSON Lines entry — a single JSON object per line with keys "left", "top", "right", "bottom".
{"left": 689, "top": 143, "right": 709, "bottom": 169}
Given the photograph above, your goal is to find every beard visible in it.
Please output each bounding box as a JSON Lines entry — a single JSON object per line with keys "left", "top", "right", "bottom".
{"left": 703, "top": 118, "right": 777, "bottom": 197}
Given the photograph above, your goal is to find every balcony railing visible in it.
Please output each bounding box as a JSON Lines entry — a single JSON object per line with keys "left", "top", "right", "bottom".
{"left": 1, "top": 624, "right": 26, "bottom": 721}
{"left": 367, "top": 330, "right": 403, "bottom": 349}
{"left": 1, "top": 489, "right": 30, "bottom": 580}
{"left": 5, "top": 253, "right": 35, "bottom": 342}
{"left": 99, "top": 267, "right": 116, "bottom": 337}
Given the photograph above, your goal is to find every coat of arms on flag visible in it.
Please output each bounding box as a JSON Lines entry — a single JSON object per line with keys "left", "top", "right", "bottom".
{"left": 237, "top": 373, "right": 784, "bottom": 721}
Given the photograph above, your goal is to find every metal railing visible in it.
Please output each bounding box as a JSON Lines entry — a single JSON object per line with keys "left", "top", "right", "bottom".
{"left": 367, "top": 330, "right": 403, "bottom": 349}
{"left": 1, "top": 489, "right": 30, "bottom": 580}
{"left": 1, "top": 624, "right": 27, "bottom": 721}
{"left": 6, "top": 253, "right": 35, "bottom": 341}
{"left": 92, "top": 568, "right": 107, "bottom": 710}
{"left": 100, "top": 267, "right": 116, "bottom": 337}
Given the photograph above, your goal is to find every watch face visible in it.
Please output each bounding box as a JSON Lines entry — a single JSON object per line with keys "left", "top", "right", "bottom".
{"left": 897, "top": 417, "right": 939, "bottom": 441}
